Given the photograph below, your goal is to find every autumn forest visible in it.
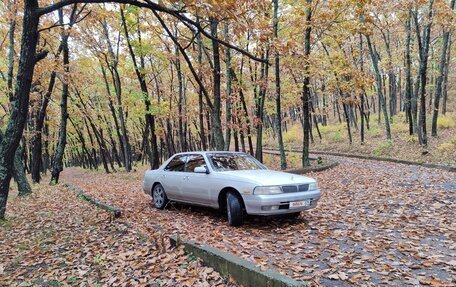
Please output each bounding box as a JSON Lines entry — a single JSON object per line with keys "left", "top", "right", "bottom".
{"left": 0, "top": 0, "right": 454, "bottom": 209}
{"left": 0, "top": 0, "right": 456, "bottom": 285}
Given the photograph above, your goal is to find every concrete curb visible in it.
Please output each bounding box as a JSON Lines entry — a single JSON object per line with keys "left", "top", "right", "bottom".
{"left": 264, "top": 149, "right": 455, "bottom": 173}
{"left": 286, "top": 160, "right": 339, "bottom": 174}
{"left": 263, "top": 150, "right": 339, "bottom": 174}
{"left": 308, "top": 150, "right": 456, "bottom": 172}
{"left": 62, "top": 181, "right": 122, "bottom": 218}
{"left": 170, "top": 236, "right": 307, "bottom": 287}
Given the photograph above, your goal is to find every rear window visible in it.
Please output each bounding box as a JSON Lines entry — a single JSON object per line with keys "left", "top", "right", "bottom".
{"left": 164, "top": 155, "right": 187, "bottom": 172}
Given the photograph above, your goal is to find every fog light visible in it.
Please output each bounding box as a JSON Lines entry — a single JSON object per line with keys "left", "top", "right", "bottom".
{"left": 261, "top": 205, "right": 279, "bottom": 211}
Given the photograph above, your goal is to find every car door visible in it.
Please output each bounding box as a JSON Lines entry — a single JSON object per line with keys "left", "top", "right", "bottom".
{"left": 181, "top": 154, "right": 211, "bottom": 205}
{"left": 161, "top": 155, "right": 187, "bottom": 201}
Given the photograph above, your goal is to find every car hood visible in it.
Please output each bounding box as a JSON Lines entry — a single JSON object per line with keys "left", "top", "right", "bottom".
{"left": 219, "top": 170, "right": 315, "bottom": 186}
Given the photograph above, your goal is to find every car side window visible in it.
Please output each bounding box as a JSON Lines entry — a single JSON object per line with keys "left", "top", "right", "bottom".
{"left": 185, "top": 154, "right": 207, "bottom": 172}
{"left": 164, "top": 155, "right": 187, "bottom": 172}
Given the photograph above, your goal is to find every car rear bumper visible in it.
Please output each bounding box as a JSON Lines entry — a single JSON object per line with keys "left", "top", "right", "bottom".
{"left": 243, "top": 189, "right": 321, "bottom": 215}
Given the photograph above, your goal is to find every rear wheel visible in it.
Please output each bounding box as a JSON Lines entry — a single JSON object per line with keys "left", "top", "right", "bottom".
{"left": 152, "top": 183, "right": 168, "bottom": 209}
{"left": 226, "top": 192, "right": 244, "bottom": 227}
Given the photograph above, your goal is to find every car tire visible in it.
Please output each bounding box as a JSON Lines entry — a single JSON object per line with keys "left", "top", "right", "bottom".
{"left": 226, "top": 191, "right": 244, "bottom": 227}
{"left": 152, "top": 183, "right": 168, "bottom": 209}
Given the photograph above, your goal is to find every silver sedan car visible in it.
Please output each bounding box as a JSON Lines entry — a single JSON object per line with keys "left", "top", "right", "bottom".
{"left": 142, "top": 151, "right": 320, "bottom": 226}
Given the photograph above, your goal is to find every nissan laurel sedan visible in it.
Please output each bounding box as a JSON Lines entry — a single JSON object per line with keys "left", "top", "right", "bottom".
{"left": 142, "top": 151, "right": 321, "bottom": 226}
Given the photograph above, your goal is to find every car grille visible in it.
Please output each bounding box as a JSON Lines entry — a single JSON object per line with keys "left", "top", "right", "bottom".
{"left": 282, "top": 186, "right": 297, "bottom": 193}
{"left": 281, "top": 184, "right": 309, "bottom": 193}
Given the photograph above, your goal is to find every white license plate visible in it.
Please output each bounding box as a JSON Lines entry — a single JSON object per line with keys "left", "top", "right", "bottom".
{"left": 290, "top": 200, "right": 311, "bottom": 208}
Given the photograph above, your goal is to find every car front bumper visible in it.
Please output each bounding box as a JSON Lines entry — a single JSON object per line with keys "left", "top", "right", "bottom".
{"left": 243, "top": 189, "right": 321, "bottom": 215}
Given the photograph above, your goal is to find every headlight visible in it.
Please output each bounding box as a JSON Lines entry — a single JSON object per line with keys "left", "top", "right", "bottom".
{"left": 254, "top": 186, "right": 283, "bottom": 195}
{"left": 308, "top": 182, "right": 318, "bottom": 191}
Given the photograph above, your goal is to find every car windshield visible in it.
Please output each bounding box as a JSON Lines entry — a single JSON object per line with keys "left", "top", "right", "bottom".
{"left": 208, "top": 153, "right": 266, "bottom": 171}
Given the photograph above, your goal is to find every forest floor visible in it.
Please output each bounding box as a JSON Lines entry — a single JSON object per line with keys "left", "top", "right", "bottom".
{"left": 0, "top": 178, "right": 237, "bottom": 286}
{"left": 264, "top": 112, "right": 456, "bottom": 168}
{"left": 13, "top": 155, "right": 451, "bottom": 286}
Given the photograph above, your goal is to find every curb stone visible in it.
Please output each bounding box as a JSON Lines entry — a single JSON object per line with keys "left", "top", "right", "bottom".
{"left": 263, "top": 150, "right": 339, "bottom": 174}
{"left": 62, "top": 181, "right": 122, "bottom": 218}
{"left": 170, "top": 235, "right": 307, "bottom": 287}
{"left": 264, "top": 149, "right": 455, "bottom": 173}
{"left": 307, "top": 150, "right": 456, "bottom": 172}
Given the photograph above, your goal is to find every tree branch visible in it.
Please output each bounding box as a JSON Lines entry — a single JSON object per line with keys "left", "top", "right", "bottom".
{"left": 35, "top": 50, "right": 49, "bottom": 63}
{"left": 37, "top": 0, "right": 267, "bottom": 63}
{"left": 38, "top": 10, "right": 91, "bottom": 33}
{"left": 152, "top": 10, "right": 214, "bottom": 111}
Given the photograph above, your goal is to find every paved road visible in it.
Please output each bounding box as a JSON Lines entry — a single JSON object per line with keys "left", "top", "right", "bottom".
{"left": 62, "top": 155, "right": 456, "bottom": 286}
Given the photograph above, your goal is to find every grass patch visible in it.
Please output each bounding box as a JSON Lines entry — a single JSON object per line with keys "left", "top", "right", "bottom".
{"left": 438, "top": 142, "right": 455, "bottom": 152}
{"left": 319, "top": 123, "right": 345, "bottom": 134}
{"left": 404, "top": 135, "right": 418, "bottom": 143}
{"left": 283, "top": 125, "right": 302, "bottom": 144}
{"left": 392, "top": 112, "right": 406, "bottom": 122}
{"left": 330, "top": 131, "right": 345, "bottom": 143}
{"left": 0, "top": 218, "right": 13, "bottom": 229}
{"left": 390, "top": 121, "right": 409, "bottom": 133}
{"left": 288, "top": 153, "right": 302, "bottom": 167}
{"left": 374, "top": 140, "right": 393, "bottom": 157}
{"left": 437, "top": 116, "right": 455, "bottom": 129}
{"left": 367, "top": 126, "right": 382, "bottom": 136}
{"left": 15, "top": 244, "right": 30, "bottom": 251}
{"left": 449, "top": 135, "right": 456, "bottom": 145}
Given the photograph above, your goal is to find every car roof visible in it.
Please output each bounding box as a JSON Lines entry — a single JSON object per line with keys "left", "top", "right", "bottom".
{"left": 173, "top": 151, "right": 247, "bottom": 156}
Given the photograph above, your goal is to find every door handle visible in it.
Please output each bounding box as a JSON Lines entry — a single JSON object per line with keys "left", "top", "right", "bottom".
{"left": 183, "top": 176, "right": 189, "bottom": 181}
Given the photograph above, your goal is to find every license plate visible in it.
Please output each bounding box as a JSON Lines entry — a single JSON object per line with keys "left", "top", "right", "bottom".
{"left": 290, "top": 200, "right": 311, "bottom": 208}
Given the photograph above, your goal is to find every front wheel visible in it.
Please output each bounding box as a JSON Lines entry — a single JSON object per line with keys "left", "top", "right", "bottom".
{"left": 152, "top": 183, "right": 168, "bottom": 209}
{"left": 227, "top": 192, "right": 244, "bottom": 227}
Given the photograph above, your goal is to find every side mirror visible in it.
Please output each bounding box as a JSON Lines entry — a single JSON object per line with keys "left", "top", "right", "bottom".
{"left": 194, "top": 166, "right": 209, "bottom": 174}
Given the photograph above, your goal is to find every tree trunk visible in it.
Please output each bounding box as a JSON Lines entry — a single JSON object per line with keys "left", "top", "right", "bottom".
{"left": 255, "top": 50, "right": 269, "bottom": 163}
{"left": 175, "top": 38, "right": 185, "bottom": 152}
{"left": 302, "top": 0, "right": 312, "bottom": 167}
{"left": 69, "top": 117, "right": 94, "bottom": 169}
{"left": 14, "top": 144, "right": 32, "bottom": 196}
{"left": 359, "top": 34, "right": 365, "bottom": 144}
{"left": 210, "top": 18, "right": 225, "bottom": 151}
{"left": 343, "top": 102, "right": 353, "bottom": 144}
{"left": 232, "top": 62, "right": 254, "bottom": 155}
{"left": 6, "top": 1, "right": 16, "bottom": 103}
{"left": 414, "top": 0, "right": 434, "bottom": 146}
{"left": 4, "top": 1, "right": 32, "bottom": 195}
{"left": 120, "top": 8, "right": 159, "bottom": 168}
{"left": 101, "top": 18, "right": 131, "bottom": 171}
{"left": 224, "top": 24, "right": 232, "bottom": 151}
{"left": 405, "top": 8, "right": 414, "bottom": 135}
{"left": 442, "top": 35, "right": 451, "bottom": 115}
{"left": 31, "top": 70, "right": 56, "bottom": 183}
{"left": 432, "top": 0, "right": 455, "bottom": 136}
{"left": 50, "top": 9, "right": 70, "bottom": 185}
{"left": 0, "top": 0, "right": 40, "bottom": 219}
{"left": 365, "top": 36, "right": 391, "bottom": 141}
{"left": 273, "top": 0, "right": 287, "bottom": 169}
{"left": 197, "top": 18, "right": 207, "bottom": 151}
{"left": 101, "top": 65, "right": 124, "bottom": 167}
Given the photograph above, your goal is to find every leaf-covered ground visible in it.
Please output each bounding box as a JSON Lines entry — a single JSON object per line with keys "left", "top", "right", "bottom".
{"left": 0, "top": 180, "right": 237, "bottom": 286}
{"left": 56, "top": 155, "right": 455, "bottom": 286}
{"left": 265, "top": 113, "right": 456, "bottom": 168}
